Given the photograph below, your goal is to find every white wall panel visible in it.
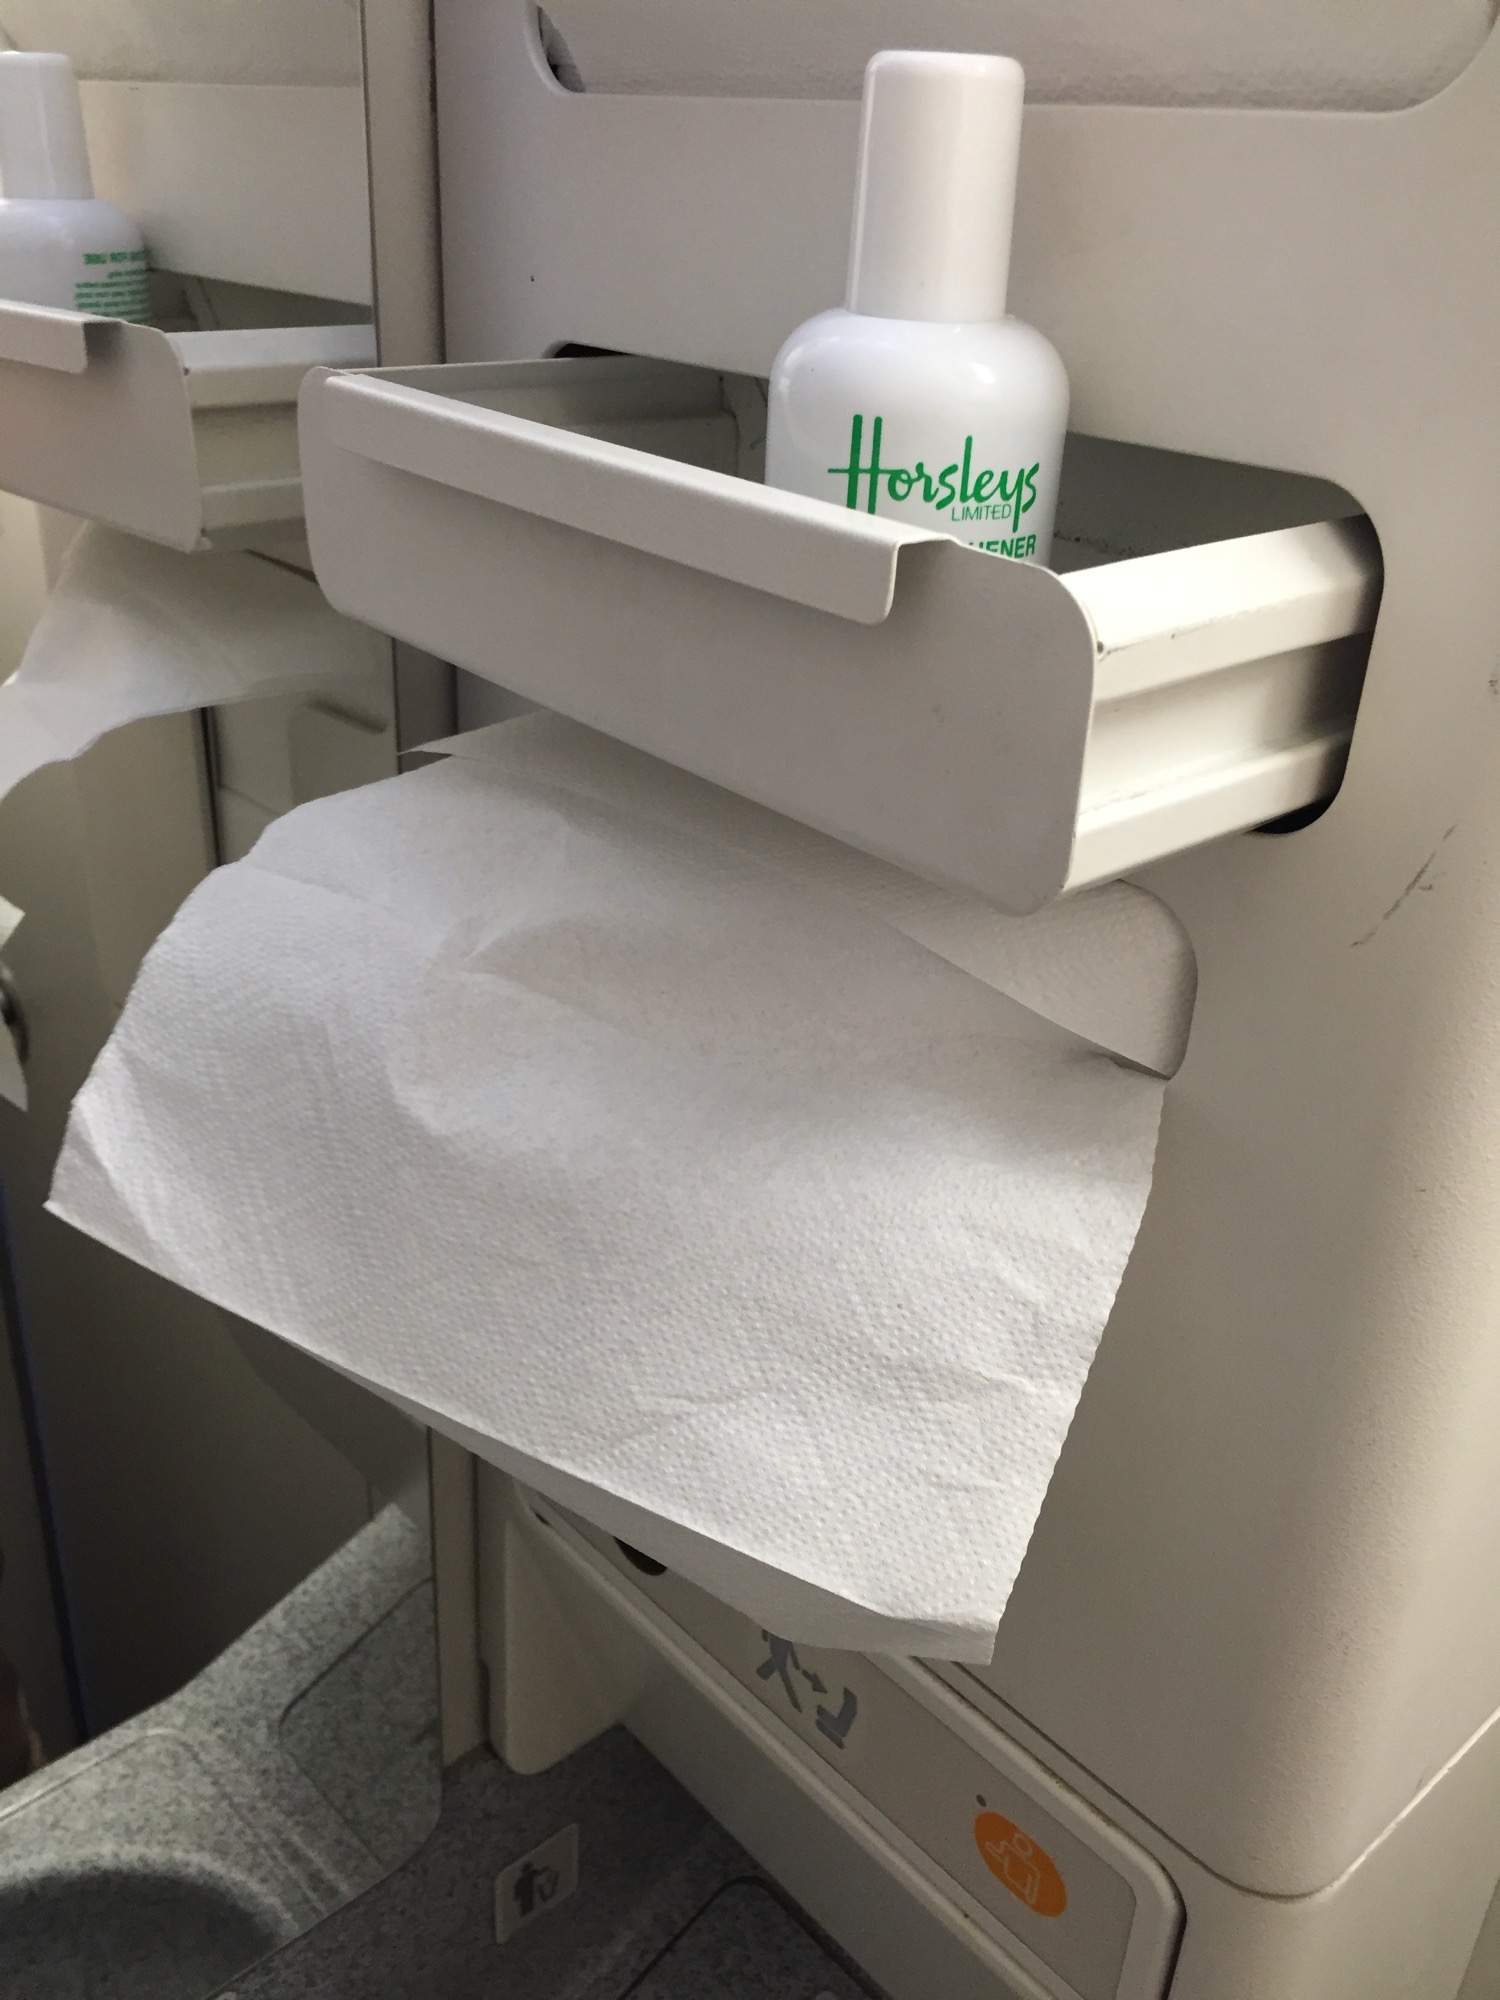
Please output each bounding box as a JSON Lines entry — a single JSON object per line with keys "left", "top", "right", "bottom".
{"left": 0, "top": 0, "right": 361, "bottom": 87}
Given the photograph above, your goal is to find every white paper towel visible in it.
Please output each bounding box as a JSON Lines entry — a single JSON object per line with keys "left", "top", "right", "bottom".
{"left": 49, "top": 714, "right": 1167, "bottom": 1658}
{"left": 0, "top": 524, "right": 386, "bottom": 808}
{"left": 432, "top": 720, "right": 1196, "bottom": 1076}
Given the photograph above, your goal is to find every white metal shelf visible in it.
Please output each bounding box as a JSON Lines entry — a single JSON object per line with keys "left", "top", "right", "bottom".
{"left": 0, "top": 308, "right": 374, "bottom": 552}
{"left": 299, "top": 354, "right": 1379, "bottom": 912}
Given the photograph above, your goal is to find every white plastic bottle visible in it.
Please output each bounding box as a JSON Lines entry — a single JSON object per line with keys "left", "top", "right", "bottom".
{"left": 766, "top": 50, "right": 1068, "bottom": 565}
{"left": 0, "top": 52, "right": 148, "bottom": 321}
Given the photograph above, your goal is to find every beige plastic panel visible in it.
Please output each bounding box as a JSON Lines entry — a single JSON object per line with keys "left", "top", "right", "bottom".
{"left": 469, "top": 1466, "right": 1500, "bottom": 2000}
{"left": 429, "top": 0, "right": 1500, "bottom": 1917}
{"left": 486, "top": 1479, "right": 1500, "bottom": 2000}
{"left": 486, "top": 1480, "right": 1082, "bottom": 2000}
{"left": 529, "top": 1491, "right": 1183, "bottom": 2000}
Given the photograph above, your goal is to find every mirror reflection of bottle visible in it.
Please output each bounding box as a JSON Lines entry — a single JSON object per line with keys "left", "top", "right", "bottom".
{"left": 0, "top": 52, "right": 149, "bottom": 320}
{"left": 766, "top": 50, "right": 1068, "bottom": 565}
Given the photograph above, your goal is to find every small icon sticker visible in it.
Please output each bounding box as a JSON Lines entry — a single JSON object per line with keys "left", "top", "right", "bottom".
{"left": 756, "top": 1632, "right": 860, "bottom": 1750}
{"left": 495, "top": 1823, "right": 579, "bottom": 1943}
{"left": 815, "top": 1687, "right": 859, "bottom": 1750}
{"left": 757, "top": 1632, "right": 808, "bottom": 1710}
{"left": 974, "top": 1810, "right": 1068, "bottom": 1918}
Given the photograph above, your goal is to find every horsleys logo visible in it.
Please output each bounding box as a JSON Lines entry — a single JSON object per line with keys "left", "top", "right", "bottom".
{"left": 828, "top": 413, "right": 1043, "bottom": 555}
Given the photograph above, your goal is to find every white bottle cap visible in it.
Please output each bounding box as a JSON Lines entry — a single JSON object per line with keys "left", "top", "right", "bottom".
{"left": 846, "top": 50, "right": 1024, "bottom": 324}
{"left": 0, "top": 52, "right": 94, "bottom": 201}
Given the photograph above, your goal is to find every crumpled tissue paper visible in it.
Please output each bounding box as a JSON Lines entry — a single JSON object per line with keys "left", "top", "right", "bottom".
{"left": 0, "top": 523, "right": 385, "bottom": 806}
{"left": 49, "top": 713, "right": 1169, "bottom": 1658}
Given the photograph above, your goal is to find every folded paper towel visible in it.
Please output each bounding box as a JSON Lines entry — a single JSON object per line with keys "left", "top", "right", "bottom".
{"left": 432, "top": 720, "right": 1196, "bottom": 1076}
{"left": 50, "top": 713, "right": 1168, "bottom": 1657}
{"left": 0, "top": 524, "right": 386, "bottom": 807}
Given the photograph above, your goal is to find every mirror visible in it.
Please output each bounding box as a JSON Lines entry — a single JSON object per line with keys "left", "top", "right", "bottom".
{"left": 0, "top": 5, "right": 444, "bottom": 1995}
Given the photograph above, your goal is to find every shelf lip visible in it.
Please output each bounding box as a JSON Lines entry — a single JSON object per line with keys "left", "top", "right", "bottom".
{"left": 170, "top": 324, "right": 376, "bottom": 410}
{"left": 1068, "top": 729, "right": 1351, "bottom": 890}
{"left": 313, "top": 368, "right": 944, "bottom": 625}
{"left": 0, "top": 302, "right": 102, "bottom": 374}
{"left": 1067, "top": 516, "right": 1382, "bottom": 700}
{"left": 200, "top": 475, "right": 306, "bottom": 533}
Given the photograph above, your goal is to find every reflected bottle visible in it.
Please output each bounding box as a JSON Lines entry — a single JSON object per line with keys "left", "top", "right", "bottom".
{"left": 0, "top": 52, "right": 149, "bottom": 321}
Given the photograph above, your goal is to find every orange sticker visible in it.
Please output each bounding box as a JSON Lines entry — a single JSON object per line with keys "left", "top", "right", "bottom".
{"left": 974, "top": 1811, "right": 1068, "bottom": 1918}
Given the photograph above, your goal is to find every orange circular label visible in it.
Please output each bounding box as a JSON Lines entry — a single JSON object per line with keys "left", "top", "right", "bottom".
{"left": 974, "top": 1811, "right": 1068, "bottom": 1918}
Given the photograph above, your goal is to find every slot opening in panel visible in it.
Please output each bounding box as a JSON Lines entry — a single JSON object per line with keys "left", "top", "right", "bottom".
{"left": 532, "top": 0, "right": 1496, "bottom": 113}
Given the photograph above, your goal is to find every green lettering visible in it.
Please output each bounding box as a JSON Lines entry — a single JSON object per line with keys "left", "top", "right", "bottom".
{"left": 826, "top": 414, "right": 888, "bottom": 512}
{"left": 997, "top": 468, "right": 1023, "bottom": 521}
{"left": 863, "top": 415, "right": 883, "bottom": 511}
{"left": 827, "top": 431, "right": 1044, "bottom": 532}
{"left": 828, "top": 414, "right": 864, "bottom": 510}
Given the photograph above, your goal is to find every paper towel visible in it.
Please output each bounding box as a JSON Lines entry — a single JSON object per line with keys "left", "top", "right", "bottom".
{"left": 432, "top": 720, "right": 1196, "bottom": 1076}
{"left": 49, "top": 714, "right": 1167, "bottom": 1658}
{"left": 0, "top": 524, "right": 387, "bottom": 808}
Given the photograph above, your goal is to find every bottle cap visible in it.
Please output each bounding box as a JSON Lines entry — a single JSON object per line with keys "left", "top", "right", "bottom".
{"left": 846, "top": 50, "right": 1024, "bottom": 324}
{"left": 0, "top": 52, "right": 94, "bottom": 201}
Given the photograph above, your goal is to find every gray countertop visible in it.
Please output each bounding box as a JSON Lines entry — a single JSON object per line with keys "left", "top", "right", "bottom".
{"left": 218, "top": 1732, "right": 880, "bottom": 2000}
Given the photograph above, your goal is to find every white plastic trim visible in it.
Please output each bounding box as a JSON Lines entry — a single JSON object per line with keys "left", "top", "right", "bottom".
{"left": 0, "top": 300, "right": 91, "bottom": 373}
{"left": 516, "top": 1491, "right": 1071, "bottom": 2000}
{"left": 170, "top": 325, "right": 378, "bottom": 411}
